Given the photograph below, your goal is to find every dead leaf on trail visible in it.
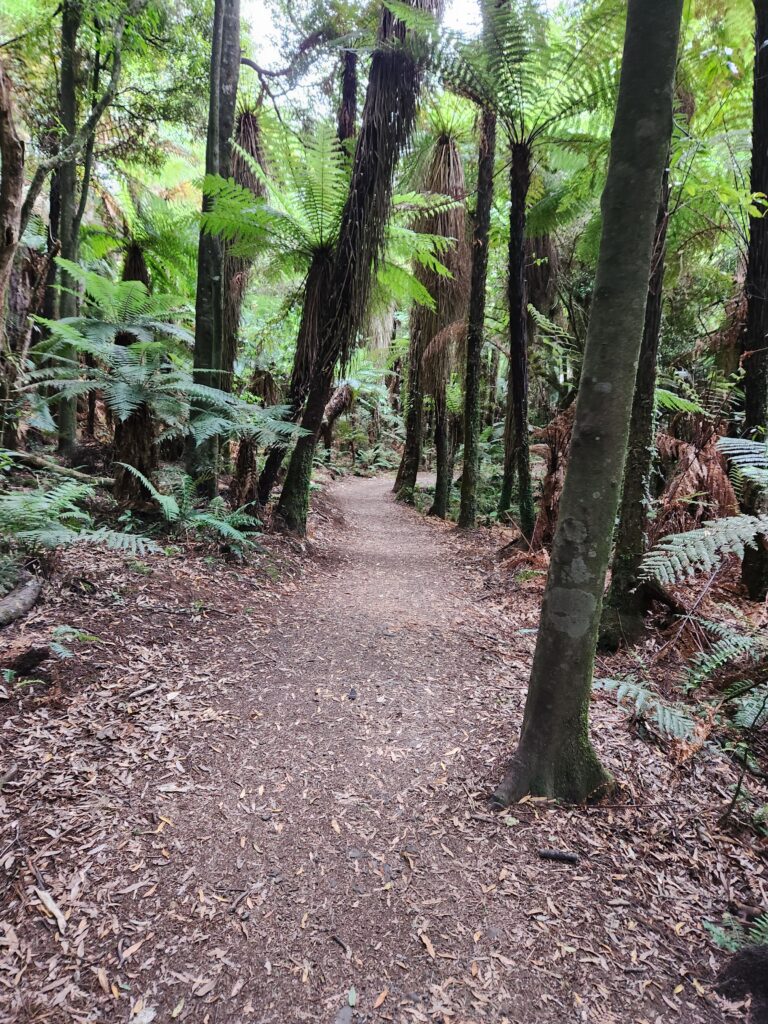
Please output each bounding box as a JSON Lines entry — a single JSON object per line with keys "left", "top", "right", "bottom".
{"left": 374, "top": 989, "right": 388, "bottom": 1008}
{"left": 34, "top": 887, "right": 67, "bottom": 934}
{"left": 418, "top": 932, "right": 436, "bottom": 959}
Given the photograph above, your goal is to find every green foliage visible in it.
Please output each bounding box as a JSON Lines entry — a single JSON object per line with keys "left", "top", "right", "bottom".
{"left": 117, "top": 466, "right": 260, "bottom": 552}
{"left": 0, "top": 470, "right": 156, "bottom": 558}
{"left": 593, "top": 677, "right": 698, "bottom": 742}
{"left": 705, "top": 913, "right": 768, "bottom": 953}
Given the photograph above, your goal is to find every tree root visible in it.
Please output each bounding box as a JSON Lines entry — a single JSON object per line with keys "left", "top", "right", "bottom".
{"left": 0, "top": 575, "right": 43, "bottom": 629}
{"left": 8, "top": 450, "right": 114, "bottom": 487}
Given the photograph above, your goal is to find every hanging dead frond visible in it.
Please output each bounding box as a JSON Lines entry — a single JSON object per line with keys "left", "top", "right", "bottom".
{"left": 525, "top": 233, "right": 558, "bottom": 315}
{"left": 652, "top": 432, "right": 739, "bottom": 541}
{"left": 421, "top": 318, "right": 466, "bottom": 399}
{"left": 530, "top": 403, "right": 575, "bottom": 549}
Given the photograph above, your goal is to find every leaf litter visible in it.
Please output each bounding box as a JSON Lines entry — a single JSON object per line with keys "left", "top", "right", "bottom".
{"left": 0, "top": 475, "right": 759, "bottom": 1022}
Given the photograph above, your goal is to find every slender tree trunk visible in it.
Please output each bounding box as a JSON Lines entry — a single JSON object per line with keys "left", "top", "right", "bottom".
{"left": 499, "top": 143, "right": 534, "bottom": 537}
{"left": 741, "top": 0, "right": 768, "bottom": 600}
{"left": 599, "top": 167, "right": 670, "bottom": 649}
{"left": 278, "top": 2, "right": 428, "bottom": 534}
{"left": 56, "top": 0, "right": 83, "bottom": 458}
{"left": 484, "top": 346, "right": 500, "bottom": 427}
{"left": 394, "top": 323, "right": 425, "bottom": 500}
{"left": 0, "top": 63, "right": 25, "bottom": 446}
{"left": 429, "top": 386, "right": 452, "bottom": 518}
{"left": 492, "top": 0, "right": 683, "bottom": 806}
{"left": 459, "top": 108, "right": 496, "bottom": 527}
{"left": 187, "top": 0, "right": 240, "bottom": 489}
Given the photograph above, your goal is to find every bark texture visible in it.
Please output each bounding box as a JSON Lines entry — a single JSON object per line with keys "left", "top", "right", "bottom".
{"left": 498, "top": 143, "right": 534, "bottom": 537}
{"left": 600, "top": 168, "right": 670, "bottom": 649}
{"left": 741, "top": 0, "right": 768, "bottom": 600}
{"left": 188, "top": 0, "right": 241, "bottom": 487}
{"left": 459, "top": 109, "right": 496, "bottom": 527}
{"left": 492, "top": 0, "right": 684, "bottom": 805}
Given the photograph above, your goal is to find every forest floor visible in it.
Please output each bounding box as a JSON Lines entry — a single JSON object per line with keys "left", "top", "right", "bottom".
{"left": 0, "top": 473, "right": 762, "bottom": 1023}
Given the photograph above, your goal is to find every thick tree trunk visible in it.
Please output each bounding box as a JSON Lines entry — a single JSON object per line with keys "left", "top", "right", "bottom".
{"left": 279, "top": 2, "right": 427, "bottom": 535}
{"left": 459, "top": 108, "right": 496, "bottom": 528}
{"left": 188, "top": 0, "right": 241, "bottom": 489}
{"left": 492, "top": 0, "right": 683, "bottom": 806}
{"left": 498, "top": 143, "right": 534, "bottom": 537}
{"left": 113, "top": 403, "right": 158, "bottom": 505}
{"left": 275, "top": 363, "right": 334, "bottom": 531}
{"left": 741, "top": 0, "right": 768, "bottom": 600}
{"left": 394, "top": 324, "right": 424, "bottom": 501}
{"left": 599, "top": 167, "right": 670, "bottom": 650}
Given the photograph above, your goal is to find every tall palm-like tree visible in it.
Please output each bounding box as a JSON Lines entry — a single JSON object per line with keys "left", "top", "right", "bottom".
{"left": 274, "top": 0, "right": 444, "bottom": 534}
{"left": 395, "top": 107, "right": 470, "bottom": 504}
{"left": 442, "top": 0, "right": 618, "bottom": 537}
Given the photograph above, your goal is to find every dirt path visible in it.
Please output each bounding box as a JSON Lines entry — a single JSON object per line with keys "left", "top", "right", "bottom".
{"left": 1, "top": 476, "right": 742, "bottom": 1023}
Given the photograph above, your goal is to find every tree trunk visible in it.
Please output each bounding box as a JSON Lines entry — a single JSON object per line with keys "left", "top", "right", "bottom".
{"left": 484, "top": 346, "right": 500, "bottom": 427}
{"left": 113, "top": 403, "right": 158, "bottom": 506}
{"left": 256, "top": 250, "right": 335, "bottom": 506}
{"left": 337, "top": 49, "right": 358, "bottom": 143}
{"left": 741, "top": 0, "right": 768, "bottom": 600}
{"left": 0, "top": 63, "right": 26, "bottom": 447}
{"left": 56, "top": 0, "right": 83, "bottom": 458}
{"left": 599, "top": 167, "right": 671, "bottom": 650}
{"left": 459, "top": 108, "right": 496, "bottom": 528}
{"left": 278, "top": 2, "right": 428, "bottom": 535}
{"left": 492, "top": 0, "right": 683, "bottom": 806}
{"left": 187, "top": 0, "right": 240, "bottom": 489}
{"left": 498, "top": 143, "right": 534, "bottom": 537}
{"left": 428, "top": 386, "right": 452, "bottom": 518}
{"left": 394, "top": 323, "right": 424, "bottom": 501}
{"left": 275, "top": 362, "right": 334, "bottom": 531}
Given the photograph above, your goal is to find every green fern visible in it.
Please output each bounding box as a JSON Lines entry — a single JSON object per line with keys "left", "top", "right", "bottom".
{"left": 593, "top": 677, "right": 698, "bottom": 741}
{"left": 641, "top": 514, "right": 768, "bottom": 585}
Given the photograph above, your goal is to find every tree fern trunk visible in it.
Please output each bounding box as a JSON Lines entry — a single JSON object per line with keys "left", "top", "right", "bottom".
{"left": 459, "top": 108, "right": 496, "bottom": 528}
{"left": 498, "top": 143, "right": 534, "bottom": 538}
{"left": 492, "top": 0, "right": 683, "bottom": 806}
{"left": 741, "top": 0, "right": 768, "bottom": 601}
{"left": 394, "top": 324, "right": 424, "bottom": 502}
{"left": 429, "top": 386, "right": 452, "bottom": 519}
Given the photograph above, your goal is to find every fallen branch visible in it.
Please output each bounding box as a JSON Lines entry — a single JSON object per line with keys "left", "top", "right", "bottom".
{"left": 8, "top": 450, "right": 114, "bottom": 487}
{"left": 0, "top": 574, "right": 43, "bottom": 628}
{"left": 537, "top": 848, "right": 579, "bottom": 864}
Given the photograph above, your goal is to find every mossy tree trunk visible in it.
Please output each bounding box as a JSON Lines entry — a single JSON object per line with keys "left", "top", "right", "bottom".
{"left": 741, "top": 0, "right": 768, "bottom": 600}
{"left": 599, "top": 166, "right": 670, "bottom": 650}
{"left": 492, "top": 0, "right": 683, "bottom": 806}
{"left": 498, "top": 143, "right": 534, "bottom": 537}
{"left": 459, "top": 108, "right": 496, "bottom": 528}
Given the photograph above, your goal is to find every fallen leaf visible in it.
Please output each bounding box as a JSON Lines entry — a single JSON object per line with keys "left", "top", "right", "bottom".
{"left": 419, "top": 932, "right": 436, "bottom": 959}
{"left": 34, "top": 888, "right": 66, "bottom": 934}
{"left": 374, "top": 988, "right": 388, "bottom": 1008}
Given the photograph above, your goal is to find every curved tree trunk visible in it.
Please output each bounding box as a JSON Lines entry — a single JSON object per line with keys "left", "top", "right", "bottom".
{"left": 256, "top": 251, "right": 335, "bottom": 506}
{"left": 278, "top": 1, "right": 429, "bottom": 534}
{"left": 741, "top": 0, "right": 768, "bottom": 600}
{"left": 459, "top": 108, "right": 496, "bottom": 527}
{"left": 498, "top": 143, "right": 534, "bottom": 537}
{"left": 492, "top": 0, "right": 683, "bottom": 806}
{"left": 599, "top": 166, "right": 670, "bottom": 649}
